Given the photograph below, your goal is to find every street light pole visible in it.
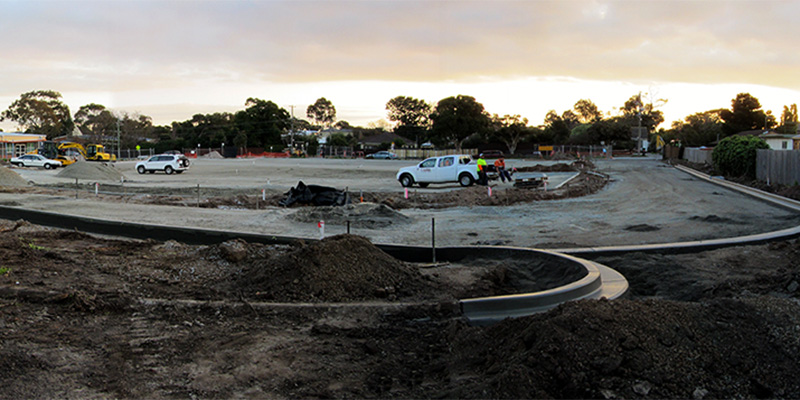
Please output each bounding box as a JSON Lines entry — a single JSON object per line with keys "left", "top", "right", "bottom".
{"left": 289, "top": 105, "right": 296, "bottom": 150}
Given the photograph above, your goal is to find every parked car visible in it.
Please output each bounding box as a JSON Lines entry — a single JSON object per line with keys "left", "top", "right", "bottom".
{"left": 479, "top": 150, "right": 504, "bottom": 159}
{"left": 366, "top": 151, "right": 398, "bottom": 160}
{"left": 396, "top": 154, "right": 478, "bottom": 187}
{"left": 10, "top": 154, "right": 62, "bottom": 169}
{"left": 135, "top": 154, "right": 190, "bottom": 175}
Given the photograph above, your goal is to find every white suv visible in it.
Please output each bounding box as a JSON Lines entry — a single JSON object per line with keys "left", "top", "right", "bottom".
{"left": 135, "top": 154, "right": 190, "bottom": 175}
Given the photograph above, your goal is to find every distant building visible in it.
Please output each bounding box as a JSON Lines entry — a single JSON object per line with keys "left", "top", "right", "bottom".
{"left": 761, "top": 131, "right": 800, "bottom": 150}
{"left": 357, "top": 132, "right": 408, "bottom": 150}
{"left": 0, "top": 132, "right": 47, "bottom": 158}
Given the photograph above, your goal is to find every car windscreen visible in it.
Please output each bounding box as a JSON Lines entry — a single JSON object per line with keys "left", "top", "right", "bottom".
{"left": 420, "top": 159, "right": 436, "bottom": 168}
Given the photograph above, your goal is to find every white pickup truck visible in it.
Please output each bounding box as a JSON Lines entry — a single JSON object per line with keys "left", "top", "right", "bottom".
{"left": 396, "top": 154, "right": 479, "bottom": 187}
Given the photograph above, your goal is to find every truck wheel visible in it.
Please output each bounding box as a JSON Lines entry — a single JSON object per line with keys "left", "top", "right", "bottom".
{"left": 137, "top": 166, "right": 146, "bottom": 174}
{"left": 399, "top": 174, "right": 414, "bottom": 187}
{"left": 165, "top": 166, "right": 174, "bottom": 175}
{"left": 459, "top": 173, "right": 474, "bottom": 187}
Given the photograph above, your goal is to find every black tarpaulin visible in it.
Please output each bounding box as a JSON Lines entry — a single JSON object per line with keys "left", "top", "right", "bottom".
{"left": 278, "top": 181, "right": 350, "bottom": 207}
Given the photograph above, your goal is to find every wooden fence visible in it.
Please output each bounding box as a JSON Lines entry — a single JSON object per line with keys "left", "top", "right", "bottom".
{"left": 756, "top": 149, "right": 800, "bottom": 185}
{"left": 683, "top": 147, "right": 714, "bottom": 165}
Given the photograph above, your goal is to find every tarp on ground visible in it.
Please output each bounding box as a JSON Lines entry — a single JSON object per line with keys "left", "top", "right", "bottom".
{"left": 279, "top": 181, "right": 350, "bottom": 207}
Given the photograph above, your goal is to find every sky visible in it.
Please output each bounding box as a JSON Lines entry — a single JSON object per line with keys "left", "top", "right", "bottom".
{"left": 2, "top": 0, "right": 800, "bottom": 132}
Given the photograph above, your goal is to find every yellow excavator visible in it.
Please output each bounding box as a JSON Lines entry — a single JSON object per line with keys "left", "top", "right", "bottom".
{"left": 58, "top": 142, "right": 116, "bottom": 162}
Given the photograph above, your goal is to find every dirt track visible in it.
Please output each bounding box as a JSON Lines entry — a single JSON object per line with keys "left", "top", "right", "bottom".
{"left": 2, "top": 156, "right": 800, "bottom": 398}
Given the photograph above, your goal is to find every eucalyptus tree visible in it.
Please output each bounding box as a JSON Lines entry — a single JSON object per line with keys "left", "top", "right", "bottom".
{"left": 429, "top": 95, "right": 490, "bottom": 150}
{"left": 306, "top": 97, "right": 336, "bottom": 129}
{"left": 1, "top": 90, "right": 74, "bottom": 138}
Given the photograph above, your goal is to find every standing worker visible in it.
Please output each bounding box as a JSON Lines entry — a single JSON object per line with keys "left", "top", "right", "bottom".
{"left": 476, "top": 153, "right": 488, "bottom": 185}
{"left": 494, "top": 156, "right": 512, "bottom": 183}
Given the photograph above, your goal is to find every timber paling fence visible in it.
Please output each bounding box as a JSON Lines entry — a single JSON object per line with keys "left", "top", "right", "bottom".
{"left": 757, "top": 149, "right": 800, "bottom": 186}
{"left": 683, "top": 147, "right": 714, "bottom": 165}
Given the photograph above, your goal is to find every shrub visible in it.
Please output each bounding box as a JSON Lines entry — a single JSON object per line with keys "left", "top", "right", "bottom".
{"left": 712, "top": 135, "right": 768, "bottom": 178}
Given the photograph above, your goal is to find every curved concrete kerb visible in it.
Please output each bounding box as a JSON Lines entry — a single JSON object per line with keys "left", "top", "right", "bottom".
{"left": 459, "top": 249, "right": 627, "bottom": 325}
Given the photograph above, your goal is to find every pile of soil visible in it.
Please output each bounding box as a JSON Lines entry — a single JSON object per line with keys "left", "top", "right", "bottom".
{"left": 2, "top": 221, "right": 800, "bottom": 398}
{"left": 237, "top": 234, "right": 436, "bottom": 301}
{"left": 78, "top": 170, "right": 607, "bottom": 212}
{"left": 56, "top": 161, "right": 126, "bottom": 182}
{"left": 201, "top": 150, "right": 224, "bottom": 159}
{"left": 443, "top": 296, "right": 800, "bottom": 399}
{"left": 369, "top": 171, "right": 607, "bottom": 209}
{"left": 288, "top": 202, "right": 412, "bottom": 228}
{"left": 0, "top": 166, "right": 29, "bottom": 187}
{"left": 515, "top": 160, "right": 590, "bottom": 173}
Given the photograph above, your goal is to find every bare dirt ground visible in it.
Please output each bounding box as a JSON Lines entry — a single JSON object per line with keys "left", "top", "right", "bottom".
{"left": 2, "top": 156, "right": 800, "bottom": 398}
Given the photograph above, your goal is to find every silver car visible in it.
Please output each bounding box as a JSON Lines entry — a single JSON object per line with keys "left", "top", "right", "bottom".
{"left": 10, "top": 154, "right": 62, "bottom": 169}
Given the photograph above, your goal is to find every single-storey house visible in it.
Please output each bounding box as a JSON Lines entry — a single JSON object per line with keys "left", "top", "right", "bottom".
{"left": 357, "top": 132, "right": 409, "bottom": 150}
{"left": 0, "top": 132, "right": 47, "bottom": 159}
{"left": 761, "top": 131, "right": 800, "bottom": 150}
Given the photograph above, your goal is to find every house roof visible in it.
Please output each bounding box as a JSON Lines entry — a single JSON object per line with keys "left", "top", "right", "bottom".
{"left": 761, "top": 131, "right": 800, "bottom": 139}
{"left": 0, "top": 132, "right": 46, "bottom": 143}
{"left": 737, "top": 129, "right": 774, "bottom": 136}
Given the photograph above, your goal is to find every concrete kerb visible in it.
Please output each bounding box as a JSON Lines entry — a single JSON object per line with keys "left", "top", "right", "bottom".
{"left": 675, "top": 164, "right": 800, "bottom": 212}
{"left": 0, "top": 204, "right": 628, "bottom": 326}
{"left": 553, "top": 164, "right": 800, "bottom": 258}
{"left": 459, "top": 250, "right": 628, "bottom": 326}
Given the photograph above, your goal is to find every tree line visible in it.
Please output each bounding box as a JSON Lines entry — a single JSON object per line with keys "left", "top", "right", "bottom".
{"left": 1, "top": 89, "right": 796, "bottom": 155}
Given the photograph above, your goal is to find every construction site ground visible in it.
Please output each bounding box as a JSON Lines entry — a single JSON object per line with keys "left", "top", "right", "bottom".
{"left": 2, "top": 156, "right": 800, "bottom": 399}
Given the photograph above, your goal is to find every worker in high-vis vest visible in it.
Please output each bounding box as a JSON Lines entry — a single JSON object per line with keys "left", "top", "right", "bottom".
{"left": 476, "top": 153, "right": 488, "bottom": 185}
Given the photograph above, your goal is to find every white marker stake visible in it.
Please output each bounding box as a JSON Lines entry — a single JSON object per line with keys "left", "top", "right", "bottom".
{"left": 544, "top": 180, "right": 547, "bottom": 192}
{"left": 95, "top": 182, "right": 99, "bottom": 196}
{"left": 318, "top": 221, "right": 325, "bottom": 239}
{"left": 404, "top": 188, "right": 408, "bottom": 199}
{"left": 262, "top": 189, "right": 266, "bottom": 201}
{"left": 488, "top": 186, "right": 492, "bottom": 197}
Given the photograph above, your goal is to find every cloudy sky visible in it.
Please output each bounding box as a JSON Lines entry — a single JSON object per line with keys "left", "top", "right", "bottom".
{"left": 2, "top": 0, "right": 800, "bottom": 132}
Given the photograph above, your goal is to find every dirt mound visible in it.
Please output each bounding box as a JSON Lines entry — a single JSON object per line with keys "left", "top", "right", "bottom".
{"left": 56, "top": 161, "right": 126, "bottom": 182}
{"left": 444, "top": 297, "right": 800, "bottom": 399}
{"left": 0, "top": 166, "right": 29, "bottom": 187}
{"left": 201, "top": 151, "right": 223, "bottom": 159}
{"left": 368, "top": 172, "right": 608, "bottom": 209}
{"left": 289, "top": 202, "right": 411, "bottom": 228}
{"left": 516, "top": 162, "right": 578, "bottom": 172}
{"left": 625, "top": 223, "right": 660, "bottom": 232}
{"left": 238, "top": 234, "right": 435, "bottom": 302}
{"left": 689, "top": 214, "right": 735, "bottom": 223}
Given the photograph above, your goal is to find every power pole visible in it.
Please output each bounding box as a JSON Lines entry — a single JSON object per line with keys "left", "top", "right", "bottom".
{"left": 288, "top": 105, "right": 296, "bottom": 149}
{"left": 116, "top": 119, "right": 121, "bottom": 160}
